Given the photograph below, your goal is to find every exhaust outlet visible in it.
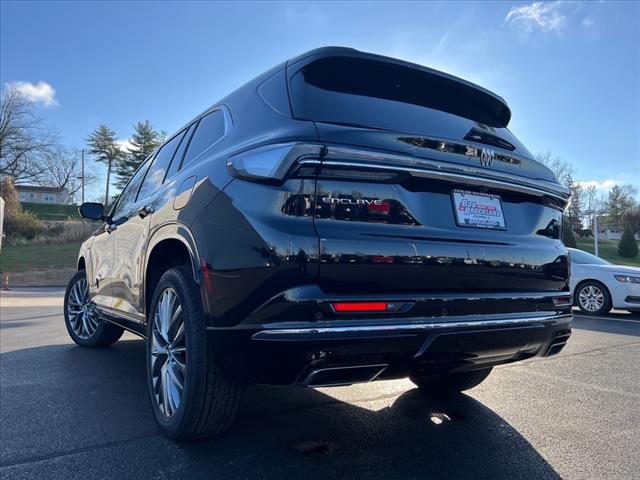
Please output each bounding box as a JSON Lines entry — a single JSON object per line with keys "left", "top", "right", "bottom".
{"left": 301, "top": 364, "right": 388, "bottom": 388}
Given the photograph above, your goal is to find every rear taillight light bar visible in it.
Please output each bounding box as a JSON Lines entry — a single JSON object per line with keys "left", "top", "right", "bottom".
{"left": 332, "top": 302, "right": 387, "bottom": 312}
{"left": 331, "top": 301, "right": 412, "bottom": 313}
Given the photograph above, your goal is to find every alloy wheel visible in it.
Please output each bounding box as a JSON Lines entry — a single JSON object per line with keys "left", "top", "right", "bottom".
{"left": 578, "top": 285, "right": 605, "bottom": 312}
{"left": 66, "top": 277, "right": 99, "bottom": 338}
{"left": 150, "top": 288, "right": 186, "bottom": 417}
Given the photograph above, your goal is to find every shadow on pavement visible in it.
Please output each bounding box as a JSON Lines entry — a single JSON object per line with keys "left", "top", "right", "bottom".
{"left": 1, "top": 339, "right": 560, "bottom": 479}
{"left": 572, "top": 313, "right": 640, "bottom": 337}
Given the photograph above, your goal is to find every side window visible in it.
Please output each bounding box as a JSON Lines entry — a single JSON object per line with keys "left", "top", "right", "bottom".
{"left": 165, "top": 122, "right": 196, "bottom": 180}
{"left": 181, "top": 110, "right": 226, "bottom": 168}
{"left": 137, "top": 130, "right": 186, "bottom": 200}
{"left": 110, "top": 157, "right": 152, "bottom": 220}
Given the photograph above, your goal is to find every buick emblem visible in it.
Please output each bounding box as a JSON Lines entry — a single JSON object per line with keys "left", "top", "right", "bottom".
{"left": 479, "top": 148, "right": 495, "bottom": 167}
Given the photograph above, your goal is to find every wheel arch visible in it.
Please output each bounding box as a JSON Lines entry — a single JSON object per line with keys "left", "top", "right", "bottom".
{"left": 143, "top": 223, "right": 201, "bottom": 318}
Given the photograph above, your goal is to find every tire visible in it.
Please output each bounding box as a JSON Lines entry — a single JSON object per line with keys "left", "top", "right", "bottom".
{"left": 574, "top": 280, "right": 612, "bottom": 315}
{"left": 63, "top": 270, "right": 124, "bottom": 347}
{"left": 146, "top": 266, "right": 243, "bottom": 440}
{"left": 410, "top": 368, "right": 493, "bottom": 394}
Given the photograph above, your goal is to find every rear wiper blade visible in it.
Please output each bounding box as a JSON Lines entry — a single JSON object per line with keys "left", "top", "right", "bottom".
{"left": 464, "top": 127, "right": 516, "bottom": 151}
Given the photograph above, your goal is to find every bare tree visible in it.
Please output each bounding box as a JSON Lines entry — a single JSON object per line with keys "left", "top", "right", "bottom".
{"left": 535, "top": 151, "right": 574, "bottom": 188}
{"left": 0, "top": 87, "right": 58, "bottom": 183}
{"left": 38, "top": 147, "right": 98, "bottom": 203}
{"left": 623, "top": 206, "right": 640, "bottom": 235}
{"left": 584, "top": 184, "right": 598, "bottom": 211}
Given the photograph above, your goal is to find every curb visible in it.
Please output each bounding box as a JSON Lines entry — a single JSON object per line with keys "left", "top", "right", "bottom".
{"left": 0, "top": 268, "right": 76, "bottom": 288}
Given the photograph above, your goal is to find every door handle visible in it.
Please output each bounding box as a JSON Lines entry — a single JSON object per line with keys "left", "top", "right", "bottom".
{"left": 137, "top": 205, "right": 154, "bottom": 218}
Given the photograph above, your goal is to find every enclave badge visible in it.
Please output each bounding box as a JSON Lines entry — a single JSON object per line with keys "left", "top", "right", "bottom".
{"left": 322, "top": 197, "right": 383, "bottom": 206}
{"left": 479, "top": 148, "right": 495, "bottom": 167}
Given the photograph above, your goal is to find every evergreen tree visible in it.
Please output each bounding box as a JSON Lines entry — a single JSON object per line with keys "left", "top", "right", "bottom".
{"left": 562, "top": 220, "right": 577, "bottom": 248}
{"left": 115, "top": 121, "right": 163, "bottom": 189}
{"left": 87, "top": 125, "right": 123, "bottom": 206}
{"left": 618, "top": 226, "right": 639, "bottom": 258}
{"left": 567, "top": 180, "right": 584, "bottom": 231}
{"left": 605, "top": 184, "right": 637, "bottom": 227}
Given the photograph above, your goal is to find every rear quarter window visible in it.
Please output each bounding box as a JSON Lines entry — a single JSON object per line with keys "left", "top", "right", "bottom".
{"left": 181, "top": 110, "right": 226, "bottom": 168}
{"left": 137, "top": 129, "right": 186, "bottom": 200}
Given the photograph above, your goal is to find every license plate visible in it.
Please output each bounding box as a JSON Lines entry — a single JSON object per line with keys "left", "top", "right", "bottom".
{"left": 452, "top": 190, "right": 506, "bottom": 230}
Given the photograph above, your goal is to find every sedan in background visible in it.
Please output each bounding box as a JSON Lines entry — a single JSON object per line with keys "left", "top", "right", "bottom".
{"left": 569, "top": 248, "right": 640, "bottom": 315}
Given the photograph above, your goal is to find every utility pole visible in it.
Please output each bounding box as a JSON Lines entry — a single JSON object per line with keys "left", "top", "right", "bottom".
{"left": 585, "top": 208, "right": 607, "bottom": 257}
{"left": 81, "top": 149, "right": 85, "bottom": 204}
{"left": 594, "top": 209, "right": 599, "bottom": 257}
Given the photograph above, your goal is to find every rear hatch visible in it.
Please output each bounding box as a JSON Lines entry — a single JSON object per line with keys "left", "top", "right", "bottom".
{"left": 287, "top": 49, "right": 570, "bottom": 294}
{"left": 288, "top": 50, "right": 556, "bottom": 184}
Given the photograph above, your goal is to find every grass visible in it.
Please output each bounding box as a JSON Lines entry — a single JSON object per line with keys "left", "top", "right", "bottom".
{"left": 0, "top": 242, "right": 82, "bottom": 272}
{"left": 575, "top": 237, "right": 640, "bottom": 267}
{"left": 21, "top": 202, "right": 80, "bottom": 221}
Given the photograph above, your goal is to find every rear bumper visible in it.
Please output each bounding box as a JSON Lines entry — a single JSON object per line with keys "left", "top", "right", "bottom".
{"left": 208, "top": 311, "right": 572, "bottom": 386}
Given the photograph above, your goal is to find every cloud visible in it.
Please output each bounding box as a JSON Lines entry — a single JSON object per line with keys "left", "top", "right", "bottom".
{"left": 434, "top": 30, "right": 451, "bottom": 55}
{"left": 7, "top": 81, "right": 59, "bottom": 107}
{"left": 576, "top": 179, "right": 621, "bottom": 191}
{"left": 505, "top": 1, "right": 568, "bottom": 33}
{"left": 582, "top": 18, "right": 594, "bottom": 28}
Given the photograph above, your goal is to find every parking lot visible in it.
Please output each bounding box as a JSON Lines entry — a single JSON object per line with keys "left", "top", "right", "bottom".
{"left": 1, "top": 288, "right": 639, "bottom": 480}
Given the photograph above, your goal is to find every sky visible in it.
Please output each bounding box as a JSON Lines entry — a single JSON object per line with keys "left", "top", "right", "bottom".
{"left": 1, "top": 0, "right": 639, "bottom": 200}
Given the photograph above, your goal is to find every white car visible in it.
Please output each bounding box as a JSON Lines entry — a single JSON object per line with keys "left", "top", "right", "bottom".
{"left": 569, "top": 248, "right": 640, "bottom": 315}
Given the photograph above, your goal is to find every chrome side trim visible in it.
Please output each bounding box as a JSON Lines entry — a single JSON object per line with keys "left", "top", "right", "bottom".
{"left": 94, "top": 306, "right": 147, "bottom": 338}
{"left": 252, "top": 313, "right": 573, "bottom": 341}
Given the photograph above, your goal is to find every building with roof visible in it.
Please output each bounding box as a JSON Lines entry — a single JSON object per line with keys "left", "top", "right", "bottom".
{"left": 15, "top": 185, "right": 72, "bottom": 205}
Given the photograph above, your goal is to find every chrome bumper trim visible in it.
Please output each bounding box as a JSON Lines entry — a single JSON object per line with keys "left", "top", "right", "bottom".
{"left": 251, "top": 313, "right": 573, "bottom": 341}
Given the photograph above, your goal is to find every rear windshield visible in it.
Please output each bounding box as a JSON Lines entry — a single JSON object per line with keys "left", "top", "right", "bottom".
{"left": 289, "top": 56, "right": 511, "bottom": 129}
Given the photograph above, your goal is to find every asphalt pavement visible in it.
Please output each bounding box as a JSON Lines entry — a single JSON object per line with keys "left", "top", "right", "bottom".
{"left": 1, "top": 288, "right": 639, "bottom": 480}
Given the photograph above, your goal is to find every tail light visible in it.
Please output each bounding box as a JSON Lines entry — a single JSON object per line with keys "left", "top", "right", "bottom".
{"left": 227, "top": 143, "right": 322, "bottom": 183}
{"left": 332, "top": 302, "right": 388, "bottom": 312}
{"left": 331, "top": 301, "right": 412, "bottom": 313}
{"left": 552, "top": 295, "right": 572, "bottom": 307}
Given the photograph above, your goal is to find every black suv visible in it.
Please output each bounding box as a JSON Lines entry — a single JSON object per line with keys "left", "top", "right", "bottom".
{"left": 66, "top": 47, "right": 572, "bottom": 440}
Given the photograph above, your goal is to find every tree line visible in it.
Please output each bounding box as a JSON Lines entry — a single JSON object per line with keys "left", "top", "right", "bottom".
{"left": 536, "top": 151, "right": 639, "bottom": 232}
{"left": 536, "top": 152, "right": 639, "bottom": 257}
{"left": 0, "top": 86, "right": 164, "bottom": 205}
{"left": 0, "top": 87, "right": 97, "bottom": 201}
